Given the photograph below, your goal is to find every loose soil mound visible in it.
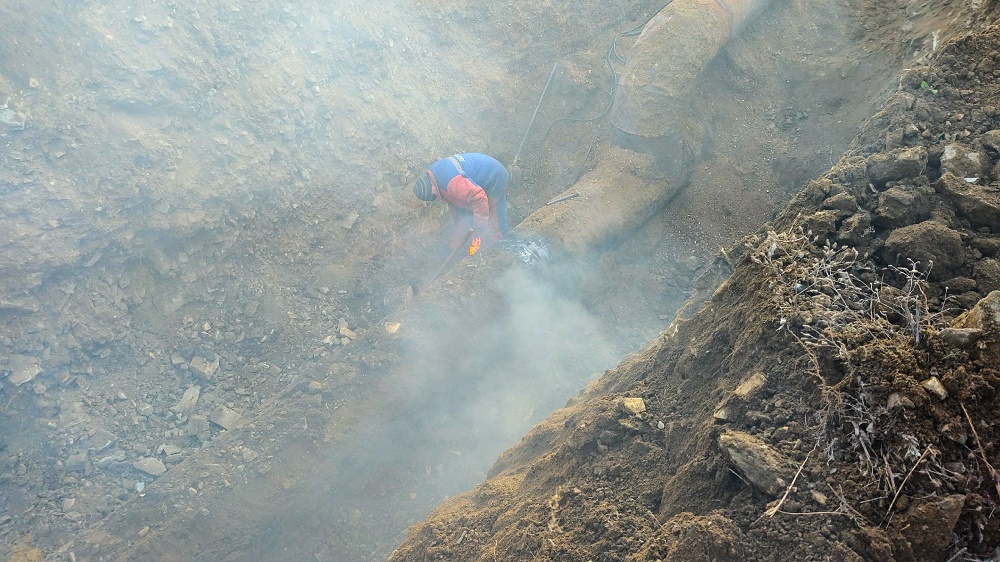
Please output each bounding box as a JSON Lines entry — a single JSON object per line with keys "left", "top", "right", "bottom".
{"left": 388, "top": 24, "right": 1000, "bottom": 562}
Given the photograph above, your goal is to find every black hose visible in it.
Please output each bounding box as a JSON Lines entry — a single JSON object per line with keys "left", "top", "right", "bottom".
{"left": 540, "top": 1, "right": 676, "bottom": 141}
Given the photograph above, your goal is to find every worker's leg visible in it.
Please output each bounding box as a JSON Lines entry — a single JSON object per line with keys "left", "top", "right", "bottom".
{"left": 486, "top": 168, "right": 510, "bottom": 236}
{"left": 494, "top": 190, "right": 509, "bottom": 235}
{"left": 486, "top": 199, "right": 502, "bottom": 243}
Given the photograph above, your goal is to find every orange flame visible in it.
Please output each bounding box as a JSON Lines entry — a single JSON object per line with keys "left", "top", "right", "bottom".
{"left": 469, "top": 237, "right": 482, "bottom": 256}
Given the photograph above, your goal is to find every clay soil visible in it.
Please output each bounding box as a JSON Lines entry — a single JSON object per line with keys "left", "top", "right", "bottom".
{"left": 2, "top": 0, "right": 999, "bottom": 561}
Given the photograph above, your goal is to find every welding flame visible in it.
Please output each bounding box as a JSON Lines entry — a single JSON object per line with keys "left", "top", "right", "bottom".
{"left": 469, "top": 237, "right": 482, "bottom": 256}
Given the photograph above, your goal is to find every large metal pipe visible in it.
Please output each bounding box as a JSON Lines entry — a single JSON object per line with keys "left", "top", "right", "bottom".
{"left": 611, "top": 0, "right": 774, "bottom": 177}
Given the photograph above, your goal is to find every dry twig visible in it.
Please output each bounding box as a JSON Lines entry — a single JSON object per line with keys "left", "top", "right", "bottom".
{"left": 766, "top": 446, "right": 815, "bottom": 517}
{"left": 883, "top": 445, "right": 931, "bottom": 524}
{"left": 960, "top": 403, "right": 1000, "bottom": 497}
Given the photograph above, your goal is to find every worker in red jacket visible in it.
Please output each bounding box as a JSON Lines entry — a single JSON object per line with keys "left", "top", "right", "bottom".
{"left": 412, "top": 153, "right": 510, "bottom": 253}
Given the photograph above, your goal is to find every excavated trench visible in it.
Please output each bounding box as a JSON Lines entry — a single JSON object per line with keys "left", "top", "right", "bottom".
{"left": 1, "top": 0, "right": 989, "bottom": 561}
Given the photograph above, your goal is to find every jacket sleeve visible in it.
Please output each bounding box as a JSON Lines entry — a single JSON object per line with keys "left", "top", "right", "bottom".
{"left": 446, "top": 176, "right": 491, "bottom": 230}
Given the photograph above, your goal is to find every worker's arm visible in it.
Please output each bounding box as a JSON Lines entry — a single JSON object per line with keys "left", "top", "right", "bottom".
{"left": 445, "top": 176, "right": 491, "bottom": 231}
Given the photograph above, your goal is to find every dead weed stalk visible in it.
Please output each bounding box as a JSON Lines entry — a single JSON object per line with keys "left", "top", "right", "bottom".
{"left": 747, "top": 226, "right": 953, "bottom": 522}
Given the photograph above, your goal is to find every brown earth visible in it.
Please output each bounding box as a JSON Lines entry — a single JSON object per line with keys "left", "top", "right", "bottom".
{"left": 389, "top": 17, "right": 1000, "bottom": 562}
{"left": 1, "top": 0, "right": 999, "bottom": 561}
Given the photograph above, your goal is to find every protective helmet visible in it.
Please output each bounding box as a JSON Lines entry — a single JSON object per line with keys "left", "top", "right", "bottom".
{"left": 413, "top": 174, "right": 434, "bottom": 201}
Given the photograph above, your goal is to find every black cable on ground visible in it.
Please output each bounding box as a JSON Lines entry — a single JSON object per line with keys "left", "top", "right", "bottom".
{"left": 539, "top": 0, "right": 675, "bottom": 144}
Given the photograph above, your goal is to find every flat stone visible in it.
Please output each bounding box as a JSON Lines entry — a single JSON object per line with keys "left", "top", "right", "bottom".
{"left": 96, "top": 451, "right": 127, "bottom": 470}
{"left": 937, "top": 327, "right": 982, "bottom": 349}
{"left": 940, "top": 143, "right": 985, "bottom": 179}
{"left": 189, "top": 356, "right": 219, "bottom": 382}
{"left": 718, "top": 431, "right": 792, "bottom": 497}
{"left": 921, "top": 376, "right": 948, "bottom": 401}
{"left": 186, "top": 415, "right": 212, "bottom": 442}
{"left": 621, "top": 397, "right": 646, "bottom": 416}
{"left": 337, "top": 211, "right": 360, "bottom": 230}
{"left": 174, "top": 385, "right": 201, "bottom": 413}
{"left": 65, "top": 452, "right": 88, "bottom": 473}
{"left": 89, "top": 428, "right": 118, "bottom": 453}
{"left": 164, "top": 453, "right": 185, "bottom": 465}
{"left": 867, "top": 146, "right": 927, "bottom": 187}
{"left": 934, "top": 173, "right": 1000, "bottom": 229}
{"left": 734, "top": 372, "right": 767, "bottom": 398}
{"left": 0, "top": 108, "right": 26, "bottom": 129}
{"left": 133, "top": 457, "right": 167, "bottom": 477}
{"left": 157, "top": 444, "right": 182, "bottom": 456}
{"left": 6, "top": 354, "right": 41, "bottom": 386}
{"left": 209, "top": 406, "right": 241, "bottom": 430}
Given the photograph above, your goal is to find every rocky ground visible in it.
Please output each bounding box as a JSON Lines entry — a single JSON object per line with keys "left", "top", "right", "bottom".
{"left": 1, "top": 0, "right": 998, "bottom": 561}
{"left": 389, "top": 17, "right": 1000, "bottom": 562}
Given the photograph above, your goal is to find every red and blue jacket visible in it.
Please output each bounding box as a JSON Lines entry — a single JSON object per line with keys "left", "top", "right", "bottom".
{"left": 426, "top": 153, "right": 509, "bottom": 248}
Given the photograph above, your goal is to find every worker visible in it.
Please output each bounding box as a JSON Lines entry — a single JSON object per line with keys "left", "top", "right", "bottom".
{"left": 412, "top": 153, "right": 510, "bottom": 253}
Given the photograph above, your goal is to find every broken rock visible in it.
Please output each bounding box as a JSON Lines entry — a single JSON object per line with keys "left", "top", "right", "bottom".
{"left": 189, "top": 355, "right": 219, "bottom": 382}
{"left": 734, "top": 372, "right": 767, "bottom": 399}
{"left": 186, "top": 415, "right": 212, "bottom": 442}
{"left": 873, "top": 185, "right": 933, "bottom": 228}
{"left": 157, "top": 444, "right": 182, "bottom": 456}
{"left": 937, "top": 327, "right": 983, "bottom": 349}
{"left": 882, "top": 220, "right": 964, "bottom": 280}
{"left": 6, "top": 354, "right": 42, "bottom": 386}
{"left": 867, "top": 146, "right": 927, "bottom": 188}
{"left": 64, "top": 452, "right": 88, "bottom": 473}
{"left": 88, "top": 428, "right": 118, "bottom": 453}
{"left": 973, "top": 258, "right": 1000, "bottom": 295}
{"left": 950, "top": 290, "right": 1000, "bottom": 363}
{"left": 96, "top": 451, "right": 127, "bottom": 471}
{"left": 940, "top": 143, "right": 985, "bottom": 179}
{"left": 133, "top": 457, "right": 167, "bottom": 477}
{"left": 718, "top": 430, "right": 792, "bottom": 497}
{"left": 899, "top": 495, "right": 966, "bottom": 557}
{"left": 174, "top": 385, "right": 201, "bottom": 413}
{"left": 209, "top": 406, "right": 241, "bottom": 430}
{"left": 620, "top": 397, "right": 646, "bottom": 416}
{"left": 920, "top": 376, "right": 948, "bottom": 401}
{"left": 934, "top": 173, "right": 1000, "bottom": 229}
